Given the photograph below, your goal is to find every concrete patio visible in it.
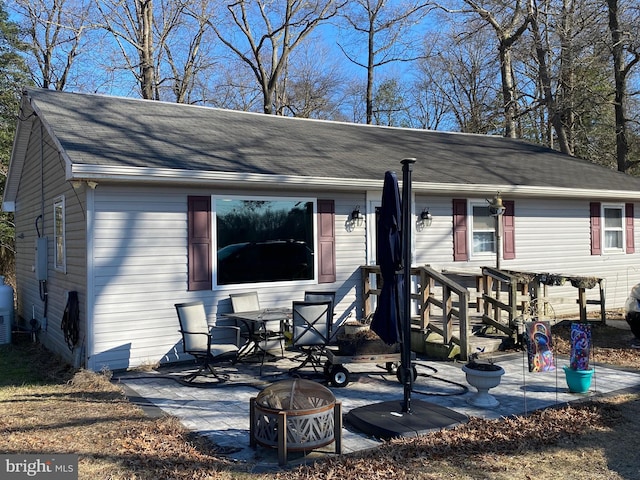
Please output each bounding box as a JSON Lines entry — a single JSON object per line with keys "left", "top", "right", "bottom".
{"left": 115, "top": 348, "right": 640, "bottom": 473}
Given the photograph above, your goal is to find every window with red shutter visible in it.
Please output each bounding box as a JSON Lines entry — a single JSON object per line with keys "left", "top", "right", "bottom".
{"left": 502, "top": 200, "right": 516, "bottom": 260}
{"left": 317, "top": 200, "right": 336, "bottom": 283}
{"left": 590, "top": 202, "right": 602, "bottom": 255}
{"left": 626, "top": 203, "right": 635, "bottom": 254}
{"left": 453, "top": 199, "right": 468, "bottom": 261}
{"left": 187, "top": 196, "right": 212, "bottom": 291}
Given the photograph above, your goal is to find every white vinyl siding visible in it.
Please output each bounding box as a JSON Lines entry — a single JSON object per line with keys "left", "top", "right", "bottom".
{"left": 88, "top": 186, "right": 365, "bottom": 371}
{"left": 13, "top": 122, "right": 87, "bottom": 367}
{"left": 414, "top": 197, "right": 640, "bottom": 317}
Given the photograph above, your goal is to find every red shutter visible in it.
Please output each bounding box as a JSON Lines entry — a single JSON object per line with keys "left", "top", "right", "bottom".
{"left": 188, "top": 196, "right": 212, "bottom": 291}
{"left": 317, "top": 199, "right": 336, "bottom": 283}
{"left": 626, "top": 203, "right": 635, "bottom": 254}
{"left": 502, "top": 200, "right": 516, "bottom": 260}
{"left": 590, "top": 202, "right": 601, "bottom": 255}
{"left": 453, "top": 199, "right": 468, "bottom": 261}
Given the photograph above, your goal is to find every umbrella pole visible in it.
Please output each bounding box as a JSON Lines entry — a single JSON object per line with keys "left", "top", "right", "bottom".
{"left": 401, "top": 158, "right": 416, "bottom": 413}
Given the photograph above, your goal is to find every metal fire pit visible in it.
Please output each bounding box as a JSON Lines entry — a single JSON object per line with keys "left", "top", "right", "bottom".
{"left": 250, "top": 378, "right": 342, "bottom": 465}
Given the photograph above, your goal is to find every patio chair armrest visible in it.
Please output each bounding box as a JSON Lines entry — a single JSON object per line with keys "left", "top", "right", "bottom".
{"left": 179, "top": 329, "right": 211, "bottom": 338}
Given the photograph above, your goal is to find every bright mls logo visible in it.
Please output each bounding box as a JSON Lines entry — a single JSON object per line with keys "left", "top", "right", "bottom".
{"left": 1, "top": 455, "right": 78, "bottom": 479}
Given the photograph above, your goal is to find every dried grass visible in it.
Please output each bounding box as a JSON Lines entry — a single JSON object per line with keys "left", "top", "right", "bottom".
{"left": 1, "top": 322, "right": 639, "bottom": 480}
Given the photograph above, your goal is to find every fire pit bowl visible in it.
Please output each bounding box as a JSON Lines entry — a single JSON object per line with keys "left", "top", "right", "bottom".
{"left": 250, "top": 378, "right": 342, "bottom": 465}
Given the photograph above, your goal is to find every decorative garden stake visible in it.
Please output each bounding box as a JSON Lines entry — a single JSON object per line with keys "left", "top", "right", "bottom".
{"left": 563, "top": 322, "right": 594, "bottom": 393}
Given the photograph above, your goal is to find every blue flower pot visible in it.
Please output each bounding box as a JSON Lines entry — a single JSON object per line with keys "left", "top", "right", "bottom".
{"left": 563, "top": 366, "right": 594, "bottom": 393}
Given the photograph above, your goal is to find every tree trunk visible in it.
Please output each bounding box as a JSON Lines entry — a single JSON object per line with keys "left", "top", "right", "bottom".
{"left": 528, "top": 0, "right": 571, "bottom": 154}
{"left": 498, "top": 44, "right": 517, "bottom": 138}
{"left": 138, "top": 0, "right": 155, "bottom": 100}
{"left": 607, "top": 0, "right": 629, "bottom": 172}
{"left": 366, "top": 27, "right": 375, "bottom": 124}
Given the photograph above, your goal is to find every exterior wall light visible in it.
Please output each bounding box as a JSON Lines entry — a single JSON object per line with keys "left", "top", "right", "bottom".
{"left": 350, "top": 205, "right": 364, "bottom": 228}
{"left": 416, "top": 208, "right": 432, "bottom": 231}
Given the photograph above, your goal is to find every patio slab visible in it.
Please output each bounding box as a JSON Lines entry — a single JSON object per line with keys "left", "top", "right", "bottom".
{"left": 115, "top": 350, "right": 640, "bottom": 472}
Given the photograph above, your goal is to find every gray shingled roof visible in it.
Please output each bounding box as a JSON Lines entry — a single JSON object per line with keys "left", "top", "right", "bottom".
{"left": 20, "top": 88, "right": 640, "bottom": 193}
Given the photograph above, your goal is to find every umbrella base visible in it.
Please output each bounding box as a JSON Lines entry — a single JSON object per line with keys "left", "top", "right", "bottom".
{"left": 345, "top": 399, "right": 468, "bottom": 440}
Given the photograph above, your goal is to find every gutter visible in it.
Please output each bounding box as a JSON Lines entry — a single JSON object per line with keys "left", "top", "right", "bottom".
{"left": 67, "top": 164, "right": 640, "bottom": 201}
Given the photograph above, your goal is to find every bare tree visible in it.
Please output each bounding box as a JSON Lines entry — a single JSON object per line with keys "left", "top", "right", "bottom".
{"left": 607, "top": 0, "right": 640, "bottom": 172}
{"left": 210, "top": 0, "right": 345, "bottom": 115}
{"left": 415, "top": 26, "right": 501, "bottom": 133}
{"left": 204, "top": 57, "right": 263, "bottom": 111}
{"left": 95, "top": 0, "right": 220, "bottom": 102}
{"left": 441, "top": 0, "right": 531, "bottom": 137}
{"left": 527, "top": 0, "right": 572, "bottom": 154}
{"left": 276, "top": 42, "right": 348, "bottom": 119}
{"left": 166, "top": 0, "right": 218, "bottom": 103}
{"left": 13, "top": 0, "right": 94, "bottom": 90}
{"left": 95, "top": 0, "right": 157, "bottom": 99}
{"left": 338, "top": 0, "right": 433, "bottom": 124}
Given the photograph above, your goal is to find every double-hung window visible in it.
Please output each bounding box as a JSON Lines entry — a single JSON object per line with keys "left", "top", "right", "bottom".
{"left": 603, "top": 204, "right": 624, "bottom": 251}
{"left": 590, "top": 202, "right": 634, "bottom": 255}
{"left": 471, "top": 202, "right": 495, "bottom": 255}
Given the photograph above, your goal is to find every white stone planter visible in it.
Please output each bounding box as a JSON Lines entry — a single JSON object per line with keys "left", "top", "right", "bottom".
{"left": 462, "top": 363, "right": 505, "bottom": 408}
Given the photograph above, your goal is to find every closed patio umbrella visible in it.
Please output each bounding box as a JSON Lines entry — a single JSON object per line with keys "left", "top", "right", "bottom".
{"left": 371, "top": 170, "right": 403, "bottom": 346}
{"left": 345, "top": 159, "right": 470, "bottom": 433}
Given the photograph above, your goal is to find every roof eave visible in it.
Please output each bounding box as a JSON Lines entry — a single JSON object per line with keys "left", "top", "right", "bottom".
{"left": 68, "top": 164, "right": 640, "bottom": 200}
{"left": 2, "top": 97, "right": 36, "bottom": 212}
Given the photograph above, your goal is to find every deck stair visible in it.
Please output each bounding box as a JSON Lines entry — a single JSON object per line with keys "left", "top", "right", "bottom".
{"left": 361, "top": 264, "right": 511, "bottom": 361}
{"left": 360, "top": 264, "right": 607, "bottom": 362}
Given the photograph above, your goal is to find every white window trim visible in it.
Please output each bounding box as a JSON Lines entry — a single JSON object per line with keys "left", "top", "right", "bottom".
{"left": 212, "top": 194, "right": 318, "bottom": 289}
{"left": 602, "top": 203, "right": 625, "bottom": 253}
{"left": 53, "top": 195, "right": 66, "bottom": 273}
{"left": 469, "top": 199, "right": 495, "bottom": 258}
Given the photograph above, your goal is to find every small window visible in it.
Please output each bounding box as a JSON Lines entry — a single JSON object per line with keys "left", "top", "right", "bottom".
{"left": 603, "top": 205, "right": 624, "bottom": 250}
{"left": 54, "top": 196, "right": 66, "bottom": 272}
{"left": 471, "top": 203, "right": 495, "bottom": 254}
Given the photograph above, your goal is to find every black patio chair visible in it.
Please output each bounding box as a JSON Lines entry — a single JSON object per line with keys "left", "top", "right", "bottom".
{"left": 289, "top": 300, "right": 332, "bottom": 374}
{"left": 304, "top": 290, "right": 337, "bottom": 339}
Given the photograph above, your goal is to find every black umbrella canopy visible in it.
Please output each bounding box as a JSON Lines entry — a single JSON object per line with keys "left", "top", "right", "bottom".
{"left": 371, "top": 170, "right": 404, "bottom": 345}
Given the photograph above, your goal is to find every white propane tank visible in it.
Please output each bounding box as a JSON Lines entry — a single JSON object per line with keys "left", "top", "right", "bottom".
{"left": 0, "top": 276, "right": 14, "bottom": 345}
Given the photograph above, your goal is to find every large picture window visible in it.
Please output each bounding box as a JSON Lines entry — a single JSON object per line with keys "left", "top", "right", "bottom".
{"left": 214, "top": 197, "right": 316, "bottom": 285}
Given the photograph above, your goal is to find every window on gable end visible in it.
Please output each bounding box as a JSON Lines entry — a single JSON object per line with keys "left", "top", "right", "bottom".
{"left": 53, "top": 195, "right": 66, "bottom": 273}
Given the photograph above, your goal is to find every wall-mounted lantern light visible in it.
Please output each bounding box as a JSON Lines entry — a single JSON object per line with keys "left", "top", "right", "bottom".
{"left": 350, "top": 205, "right": 364, "bottom": 229}
{"left": 416, "top": 207, "right": 432, "bottom": 231}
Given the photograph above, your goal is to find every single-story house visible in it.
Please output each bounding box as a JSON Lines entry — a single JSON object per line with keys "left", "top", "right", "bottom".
{"left": 5, "top": 87, "right": 640, "bottom": 371}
